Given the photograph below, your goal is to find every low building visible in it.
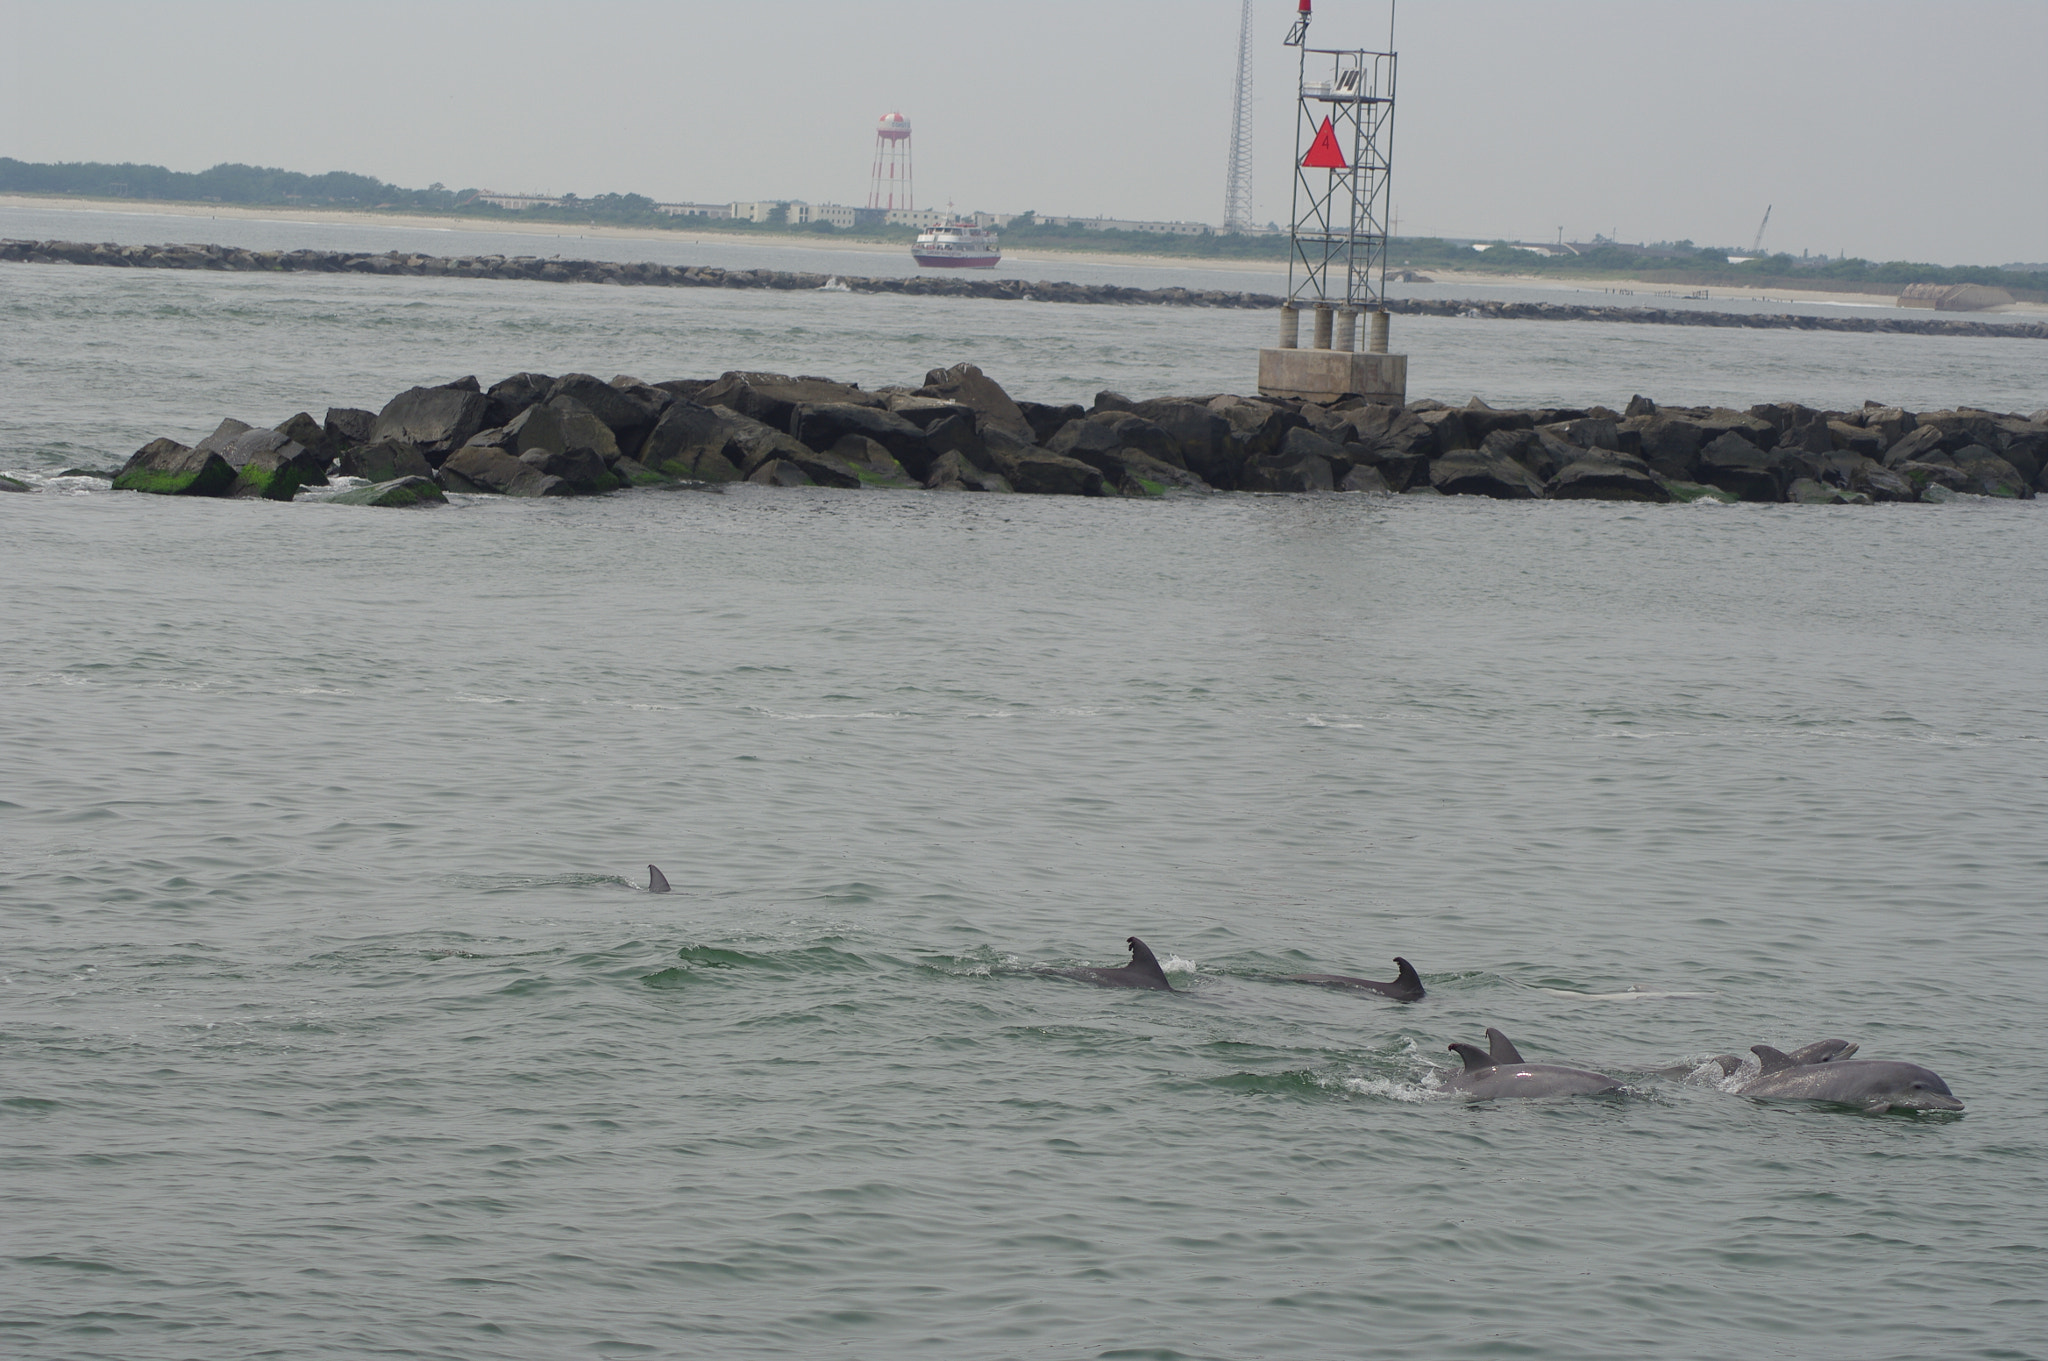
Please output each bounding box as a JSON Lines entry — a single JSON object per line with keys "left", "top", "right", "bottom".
{"left": 657, "top": 202, "right": 732, "bottom": 219}
{"left": 1038, "top": 216, "right": 1212, "bottom": 237}
{"left": 474, "top": 192, "right": 562, "bottom": 211}
{"left": 1898, "top": 282, "right": 2015, "bottom": 312}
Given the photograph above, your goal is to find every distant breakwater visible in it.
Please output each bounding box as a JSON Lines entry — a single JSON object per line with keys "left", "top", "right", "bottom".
{"left": 6, "top": 238, "right": 2045, "bottom": 341}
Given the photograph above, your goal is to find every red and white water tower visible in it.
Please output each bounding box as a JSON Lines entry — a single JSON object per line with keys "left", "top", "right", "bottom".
{"left": 868, "top": 112, "right": 914, "bottom": 211}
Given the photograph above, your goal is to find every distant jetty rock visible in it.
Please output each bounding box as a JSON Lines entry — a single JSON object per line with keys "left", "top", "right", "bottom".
{"left": 92, "top": 364, "right": 2048, "bottom": 508}
{"left": 6, "top": 238, "right": 2047, "bottom": 341}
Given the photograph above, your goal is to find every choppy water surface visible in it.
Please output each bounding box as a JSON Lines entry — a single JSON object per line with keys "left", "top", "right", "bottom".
{"left": 4, "top": 206, "right": 2048, "bottom": 1360}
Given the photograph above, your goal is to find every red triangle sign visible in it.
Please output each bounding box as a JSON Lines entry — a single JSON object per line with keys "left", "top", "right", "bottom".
{"left": 1302, "top": 116, "right": 1348, "bottom": 170}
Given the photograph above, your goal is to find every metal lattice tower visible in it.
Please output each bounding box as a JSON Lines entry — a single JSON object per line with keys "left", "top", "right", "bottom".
{"left": 869, "top": 112, "right": 913, "bottom": 211}
{"left": 1285, "top": 29, "right": 1397, "bottom": 310}
{"left": 1222, "top": 0, "right": 1255, "bottom": 233}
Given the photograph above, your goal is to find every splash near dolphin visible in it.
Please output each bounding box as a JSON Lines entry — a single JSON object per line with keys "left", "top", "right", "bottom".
{"left": 1283, "top": 956, "right": 1424, "bottom": 1001}
{"left": 1440, "top": 1027, "right": 1623, "bottom": 1100}
{"left": 1039, "top": 937, "right": 1174, "bottom": 990}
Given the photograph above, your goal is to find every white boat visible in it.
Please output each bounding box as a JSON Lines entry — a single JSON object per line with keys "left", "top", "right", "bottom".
{"left": 912, "top": 220, "right": 1001, "bottom": 269}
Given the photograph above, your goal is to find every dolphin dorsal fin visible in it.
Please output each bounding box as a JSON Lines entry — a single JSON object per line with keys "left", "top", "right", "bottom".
{"left": 1126, "top": 936, "right": 1171, "bottom": 988}
{"left": 1486, "top": 1028, "right": 1525, "bottom": 1064}
{"left": 1752, "top": 1044, "right": 1800, "bottom": 1075}
{"left": 648, "top": 864, "right": 671, "bottom": 894}
{"left": 1391, "top": 957, "right": 1425, "bottom": 1000}
{"left": 1449, "top": 1042, "right": 1494, "bottom": 1072}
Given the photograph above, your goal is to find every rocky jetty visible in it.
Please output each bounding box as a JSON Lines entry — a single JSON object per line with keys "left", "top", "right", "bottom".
{"left": 99, "top": 364, "right": 2048, "bottom": 508}
{"left": 7, "top": 239, "right": 2046, "bottom": 340}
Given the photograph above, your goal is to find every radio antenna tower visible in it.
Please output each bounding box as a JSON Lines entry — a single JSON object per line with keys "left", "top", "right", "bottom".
{"left": 1222, "top": 0, "right": 1255, "bottom": 233}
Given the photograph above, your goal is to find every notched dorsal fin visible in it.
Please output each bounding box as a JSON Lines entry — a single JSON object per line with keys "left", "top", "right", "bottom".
{"left": 1126, "top": 936, "right": 1171, "bottom": 987}
{"left": 648, "top": 864, "right": 671, "bottom": 894}
{"left": 1485, "top": 1028, "right": 1525, "bottom": 1065}
{"left": 1449, "top": 1041, "right": 1494, "bottom": 1072}
{"left": 1391, "top": 957, "right": 1425, "bottom": 1000}
{"left": 1752, "top": 1044, "right": 1799, "bottom": 1075}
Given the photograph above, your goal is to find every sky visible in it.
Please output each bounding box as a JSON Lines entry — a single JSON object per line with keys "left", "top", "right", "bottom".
{"left": 3, "top": 0, "right": 2044, "bottom": 266}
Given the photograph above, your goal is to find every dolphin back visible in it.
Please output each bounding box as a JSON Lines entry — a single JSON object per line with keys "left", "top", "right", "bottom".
{"left": 648, "top": 864, "right": 671, "bottom": 894}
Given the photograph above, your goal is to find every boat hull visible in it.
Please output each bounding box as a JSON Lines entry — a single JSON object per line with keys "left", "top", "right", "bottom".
{"left": 912, "top": 252, "right": 1001, "bottom": 269}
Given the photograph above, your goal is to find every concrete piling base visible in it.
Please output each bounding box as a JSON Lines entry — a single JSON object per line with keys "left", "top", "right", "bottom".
{"left": 1257, "top": 348, "right": 1408, "bottom": 405}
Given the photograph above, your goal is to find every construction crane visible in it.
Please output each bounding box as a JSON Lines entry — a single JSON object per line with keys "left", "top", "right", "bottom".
{"left": 1751, "top": 205, "right": 1772, "bottom": 255}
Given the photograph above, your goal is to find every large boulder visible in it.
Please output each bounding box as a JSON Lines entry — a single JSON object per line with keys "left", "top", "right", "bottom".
{"left": 1130, "top": 400, "right": 1236, "bottom": 483}
{"left": 1631, "top": 416, "right": 1705, "bottom": 481}
{"left": 1891, "top": 460, "right": 1972, "bottom": 496}
{"left": 272, "top": 413, "right": 335, "bottom": 484}
{"left": 1695, "top": 407, "right": 1778, "bottom": 450}
{"left": 1859, "top": 405, "right": 1915, "bottom": 448}
{"left": 438, "top": 445, "right": 571, "bottom": 497}
{"left": 920, "top": 411, "right": 990, "bottom": 473}
{"left": 924, "top": 449, "right": 1014, "bottom": 492}
{"left": 511, "top": 396, "right": 622, "bottom": 465}
{"left": 519, "top": 445, "right": 620, "bottom": 495}
{"left": 1081, "top": 413, "right": 1185, "bottom": 467}
{"left": 1827, "top": 420, "right": 1885, "bottom": 459}
{"left": 546, "top": 373, "right": 660, "bottom": 457}
{"left": 984, "top": 443, "right": 1107, "bottom": 496}
{"left": 694, "top": 371, "right": 881, "bottom": 433}
{"left": 484, "top": 372, "right": 555, "bottom": 428}
{"left": 1337, "top": 464, "right": 1392, "bottom": 493}
{"left": 1548, "top": 452, "right": 1671, "bottom": 502}
{"left": 324, "top": 406, "right": 376, "bottom": 464}
{"left": 1951, "top": 446, "right": 2033, "bottom": 499}
{"left": 1846, "top": 458, "right": 1916, "bottom": 502}
{"left": 1880, "top": 425, "right": 1945, "bottom": 467}
{"left": 1697, "top": 430, "right": 1798, "bottom": 502}
{"left": 207, "top": 426, "right": 321, "bottom": 499}
{"left": 1017, "top": 400, "right": 1088, "bottom": 445}
{"left": 338, "top": 437, "right": 433, "bottom": 483}
{"left": 636, "top": 401, "right": 744, "bottom": 482}
{"left": 830, "top": 436, "right": 920, "bottom": 488}
{"left": 747, "top": 459, "right": 813, "bottom": 487}
{"left": 370, "top": 384, "right": 488, "bottom": 463}
{"left": 326, "top": 476, "right": 446, "bottom": 508}
{"left": 112, "top": 438, "right": 236, "bottom": 496}
{"left": 1430, "top": 444, "right": 1545, "bottom": 499}
{"left": 919, "top": 362, "right": 1033, "bottom": 438}
{"left": 792, "top": 403, "right": 937, "bottom": 478}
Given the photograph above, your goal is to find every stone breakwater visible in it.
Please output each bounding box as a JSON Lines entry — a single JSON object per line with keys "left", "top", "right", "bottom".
{"left": 6, "top": 238, "right": 2046, "bottom": 340}
{"left": 79, "top": 362, "right": 2048, "bottom": 509}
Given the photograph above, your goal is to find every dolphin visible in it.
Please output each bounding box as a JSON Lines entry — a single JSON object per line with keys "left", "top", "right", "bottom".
{"left": 1736, "top": 1045, "right": 1962, "bottom": 1113}
{"left": 1282, "top": 957, "right": 1424, "bottom": 1001}
{"left": 1039, "top": 937, "right": 1173, "bottom": 990}
{"left": 1666, "top": 1037, "right": 1859, "bottom": 1079}
{"left": 1439, "top": 1027, "right": 1623, "bottom": 1100}
{"left": 648, "top": 864, "right": 671, "bottom": 894}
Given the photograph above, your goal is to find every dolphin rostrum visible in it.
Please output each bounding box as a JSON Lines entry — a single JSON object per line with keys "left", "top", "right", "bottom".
{"left": 1039, "top": 937, "right": 1174, "bottom": 990}
{"left": 1283, "top": 957, "right": 1424, "bottom": 1001}
{"left": 1736, "top": 1045, "right": 1962, "bottom": 1113}
{"left": 648, "top": 864, "right": 671, "bottom": 894}
{"left": 1439, "top": 1027, "right": 1623, "bottom": 1100}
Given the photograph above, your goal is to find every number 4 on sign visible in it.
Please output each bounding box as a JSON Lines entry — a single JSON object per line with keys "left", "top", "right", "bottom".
{"left": 1302, "top": 117, "right": 1348, "bottom": 169}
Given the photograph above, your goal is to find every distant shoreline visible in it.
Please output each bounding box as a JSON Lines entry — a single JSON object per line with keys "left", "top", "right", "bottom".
{"left": 14, "top": 192, "right": 2040, "bottom": 314}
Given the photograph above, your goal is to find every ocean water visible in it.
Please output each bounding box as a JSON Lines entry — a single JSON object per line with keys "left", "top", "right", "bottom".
{"left": 5, "top": 208, "right": 2048, "bottom": 1360}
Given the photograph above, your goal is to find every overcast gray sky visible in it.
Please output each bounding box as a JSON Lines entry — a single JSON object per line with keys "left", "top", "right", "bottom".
{"left": 4, "top": 1, "right": 2043, "bottom": 265}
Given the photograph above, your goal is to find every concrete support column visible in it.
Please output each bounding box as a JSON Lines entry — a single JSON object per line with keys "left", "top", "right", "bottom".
{"left": 1277, "top": 303, "right": 1299, "bottom": 349}
{"left": 1312, "top": 303, "right": 1334, "bottom": 351}
{"left": 1369, "top": 310, "right": 1391, "bottom": 355}
{"left": 1335, "top": 307, "right": 1359, "bottom": 353}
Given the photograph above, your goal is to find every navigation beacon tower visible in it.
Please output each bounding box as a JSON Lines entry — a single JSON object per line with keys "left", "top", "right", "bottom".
{"left": 868, "top": 112, "right": 914, "bottom": 211}
{"left": 1257, "top": 0, "right": 1407, "bottom": 406}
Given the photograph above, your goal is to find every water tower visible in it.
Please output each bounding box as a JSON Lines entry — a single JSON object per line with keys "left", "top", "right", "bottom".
{"left": 869, "top": 112, "right": 914, "bottom": 211}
